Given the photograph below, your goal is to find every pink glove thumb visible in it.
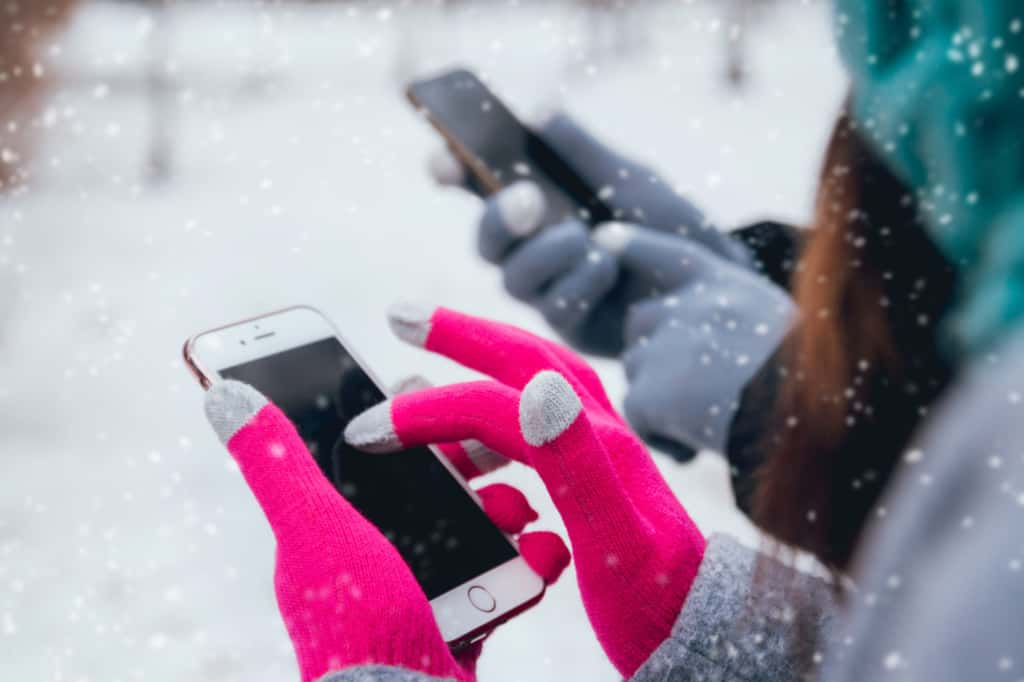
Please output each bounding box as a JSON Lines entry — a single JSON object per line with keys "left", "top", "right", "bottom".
{"left": 205, "top": 380, "right": 476, "bottom": 682}
{"left": 518, "top": 372, "right": 705, "bottom": 676}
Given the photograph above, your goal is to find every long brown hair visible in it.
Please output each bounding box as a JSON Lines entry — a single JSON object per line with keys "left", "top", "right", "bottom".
{"left": 753, "top": 111, "right": 958, "bottom": 570}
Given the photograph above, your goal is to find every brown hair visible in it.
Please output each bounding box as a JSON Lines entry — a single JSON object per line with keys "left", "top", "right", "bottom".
{"left": 752, "top": 111, "right": 958, "bottom": 570}
{"left": 0, "top": 0, "right": 78, "bottom": 190}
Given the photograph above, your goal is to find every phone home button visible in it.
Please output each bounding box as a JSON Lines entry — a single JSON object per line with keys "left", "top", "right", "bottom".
{"left": 467, "top": 586, "right": 496, "bottom": 613}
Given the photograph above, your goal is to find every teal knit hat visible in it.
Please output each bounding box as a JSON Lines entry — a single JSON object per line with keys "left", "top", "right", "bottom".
{"left": 834, "top": 1, "right": 1024, "bottom": 356}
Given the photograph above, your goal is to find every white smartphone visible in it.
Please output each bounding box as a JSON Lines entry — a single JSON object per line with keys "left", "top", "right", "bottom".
{"left": 183, "top": 305, "right": 545, "bottom": 648}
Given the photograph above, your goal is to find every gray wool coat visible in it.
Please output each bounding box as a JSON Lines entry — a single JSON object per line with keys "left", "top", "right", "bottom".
{"left": 323, "top": 331, "right": 1024, "bottom": 681}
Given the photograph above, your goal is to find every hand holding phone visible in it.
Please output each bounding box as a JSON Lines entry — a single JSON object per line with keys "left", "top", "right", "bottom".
{"left": 203, "top": 380, "right": 566, "bottom": 682}
{"left": 408, "top": 68, "right": 615, "bottom": 226}
{"left": 438, "top": 114, "right": 751, "bottom": 357}
{"left": 407, "top": 69, "right": 751, "bottom": 356}
{"left": 343, "top": 304, "right": 708, "bottom": 678}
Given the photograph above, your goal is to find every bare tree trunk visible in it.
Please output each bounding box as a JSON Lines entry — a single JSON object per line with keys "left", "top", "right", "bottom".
{"left": 724, "top": 0, "right": 776, "bottom": 88}
{"left": 724, "top": 0, "right": 749, "bottom": 87}
{"left": 145, "top": 0, "right": 175, "bottom": 185}
{"left": 0, "top": 0, "right": 79, "bottom": 192}
{"left": 580, "top": 0, "right": 649, "bottom": 68}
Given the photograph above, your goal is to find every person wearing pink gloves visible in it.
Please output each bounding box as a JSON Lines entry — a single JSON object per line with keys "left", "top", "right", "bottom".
{"left": 201, "top": 1, "right": 1024, "bottom": 679}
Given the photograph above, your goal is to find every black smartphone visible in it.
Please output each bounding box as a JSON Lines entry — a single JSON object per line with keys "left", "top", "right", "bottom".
{"left": 407, "top": 67, "right": 614, "bottom": 226}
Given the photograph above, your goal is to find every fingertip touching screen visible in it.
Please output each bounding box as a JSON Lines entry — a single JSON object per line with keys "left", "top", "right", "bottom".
{"left": 220, "top": 337, "right": 518, "bottom": 598}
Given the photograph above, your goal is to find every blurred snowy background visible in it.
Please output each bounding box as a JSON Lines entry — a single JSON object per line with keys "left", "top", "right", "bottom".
{"left": 0, "top": 1, "right": 845, "bottom": 680}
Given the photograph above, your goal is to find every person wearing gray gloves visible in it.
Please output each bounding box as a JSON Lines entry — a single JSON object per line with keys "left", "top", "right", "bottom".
{"left": 431, "top": 113, "right": 800, "bottom": 474}
{"left": 596, "top": 221, "right": 794, "bottom": 465}
{"left": 430, "top": 113, "right": 797, "bottom": 357}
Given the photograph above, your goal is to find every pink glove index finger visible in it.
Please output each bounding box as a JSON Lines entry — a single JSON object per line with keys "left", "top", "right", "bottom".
{"left": 392, "top": 375, "right": 509, "bottom": 480}
{"left": 344, "top": 380, "right": 529, "bottom": 465}
{"left": 388, "top": 302, "right": 617, "bottom": 413}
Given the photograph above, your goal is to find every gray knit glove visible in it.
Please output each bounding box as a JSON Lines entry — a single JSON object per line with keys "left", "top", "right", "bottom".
{"left": 603, "top": 222, "right": 795, "bottom": 457}
{"left": 430, "top": 113, "right": 752, "bottom": 356}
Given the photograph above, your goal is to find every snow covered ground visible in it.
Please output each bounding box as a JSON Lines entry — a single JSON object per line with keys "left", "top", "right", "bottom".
{"left": 0, "top": 2, "right": 845, "bottom": 680}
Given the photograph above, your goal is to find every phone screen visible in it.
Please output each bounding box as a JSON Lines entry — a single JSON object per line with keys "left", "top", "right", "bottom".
{"left": 219, "top": 337, "right": 518, "bottom": 599}
{"left": 409, "top": 69, "right": 613, "bottom": 226}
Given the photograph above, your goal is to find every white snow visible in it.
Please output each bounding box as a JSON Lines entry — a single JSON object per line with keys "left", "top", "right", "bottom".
{"left": 0, "top": 1, "right": 844, "bottom": 680}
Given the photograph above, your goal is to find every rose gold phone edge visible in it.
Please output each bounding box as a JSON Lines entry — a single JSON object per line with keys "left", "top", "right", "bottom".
{"left": 405, "top": 76, "right": 505, "bottom": 196}
{"left": 182, "top": 305, "right": 545, "bottom": 649}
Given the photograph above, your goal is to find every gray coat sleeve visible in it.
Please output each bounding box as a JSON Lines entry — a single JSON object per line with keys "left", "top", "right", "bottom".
{"left": 820, "top": 335, "right": 1024, "bottom": 681}
{"left": 314, "top": 537, "right": 840, "bottom": 682}
{"left": 633, "top": 338, "right": 1024, "bottom": 682}
{"left": 319, "top": 665, "right": 450, "bottom": 682}
{"left": 632, "top": 535, "right": 839, "bottom": 682}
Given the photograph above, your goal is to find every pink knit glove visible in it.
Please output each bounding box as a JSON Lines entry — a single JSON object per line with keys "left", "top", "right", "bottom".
{"left": 204, "top": 380, "right": 569, "bottom": 682}
{"left": 345, "top": 305, "right": 708, "bottom": 677}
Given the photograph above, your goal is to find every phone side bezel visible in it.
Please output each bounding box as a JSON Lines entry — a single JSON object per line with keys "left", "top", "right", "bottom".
{"left": 406, "top": 67, "right": 506, "bottom": 196}
{"left": 405, "top": 67, "right": 615, "bottom": 226}
{"left": 183, "top": 305, "right": 546, "bottom": 648}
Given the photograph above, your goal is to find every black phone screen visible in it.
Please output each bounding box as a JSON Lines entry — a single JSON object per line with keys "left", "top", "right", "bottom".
{"left": 220, "top": 337, "right": 518, "bottom": 599}
{"left": 409, "top": 68, "right": 613, "bottom": 226}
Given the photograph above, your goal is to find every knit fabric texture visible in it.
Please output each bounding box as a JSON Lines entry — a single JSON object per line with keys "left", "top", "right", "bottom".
{"left": 836, "top": 0, "right": 1024, "bottom": 355}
